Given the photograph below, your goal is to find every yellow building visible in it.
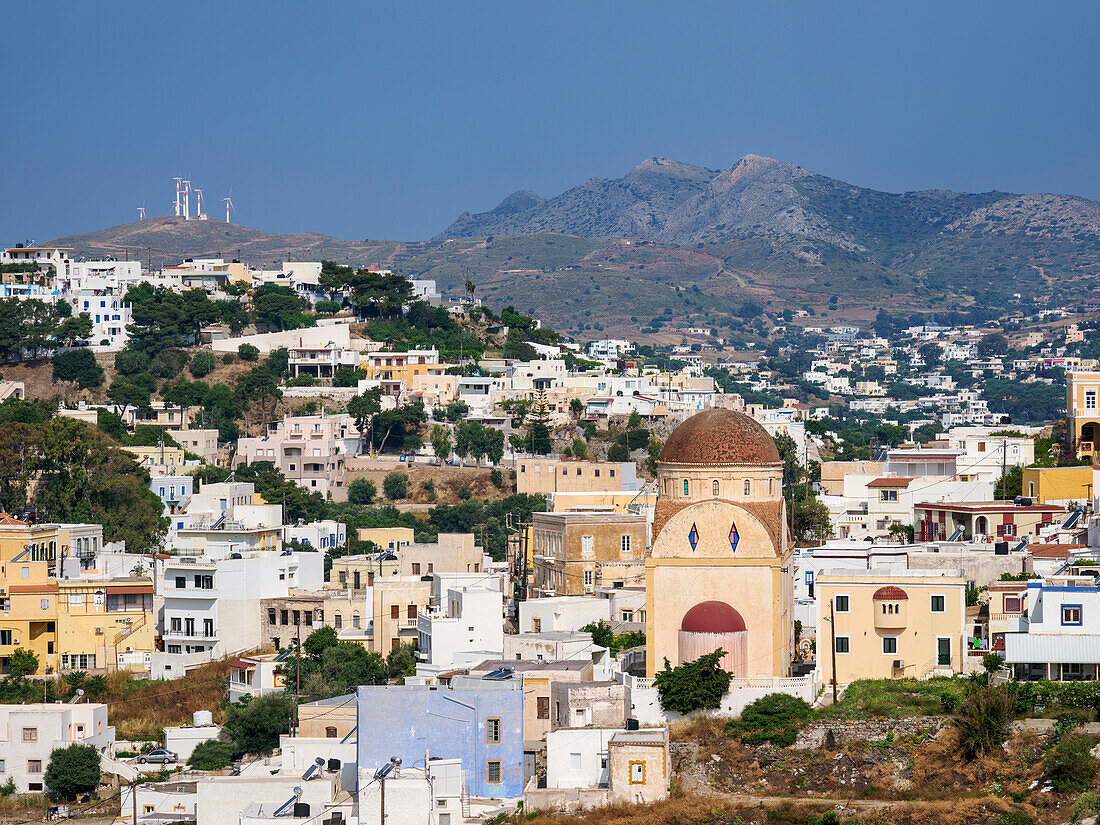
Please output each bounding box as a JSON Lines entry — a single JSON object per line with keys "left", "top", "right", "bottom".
{"left": 1021, "top": 465, "right": 1096, "bottom": 504}
{"left": 815, "top": 570, "right": 967, "bottom": 685}
{"left": 0, "top": 514, "right": 154, "bottom": 674}
{"left": 645, "top": 410, "right": 793, "bottom": 678}
{"left": 1067, "top": 370, "right": 1100, "bottom": 458}
{"left": 355, "top": 527, "right": 414, "bottom": 551}
{"left": 123, "top": 445, "right": 187, "bottom": 472}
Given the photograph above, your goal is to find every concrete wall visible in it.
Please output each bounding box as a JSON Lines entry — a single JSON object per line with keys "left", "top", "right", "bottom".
{"left": 356, "top": 683, "right": 524, "bottom": 798}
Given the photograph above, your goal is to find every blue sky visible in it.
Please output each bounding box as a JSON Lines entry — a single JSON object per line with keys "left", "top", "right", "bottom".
{"left": 3, "top": 2, "right": 1098, "bottom": 242}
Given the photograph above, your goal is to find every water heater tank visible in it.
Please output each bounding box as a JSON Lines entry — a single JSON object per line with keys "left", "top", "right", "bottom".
{"left": 193, "top": 710, "right": 214, "bottom": 727}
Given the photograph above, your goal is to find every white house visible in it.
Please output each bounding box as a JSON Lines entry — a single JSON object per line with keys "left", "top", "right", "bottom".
{"left": 0, "top": 703, "right": 114, "bottom": 793}
{"left": 417, "top": 581, "right": 504, "bottom": 668}
{"left": 1004, "top": 575, "right": 1100, "bottom": 681}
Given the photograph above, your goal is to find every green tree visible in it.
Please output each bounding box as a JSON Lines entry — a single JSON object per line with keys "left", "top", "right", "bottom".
{"left": 238, "top": 343, "right": 260, "bottom": 361}
{"left": 348, "top": 387, "right": 383, "bottom": 455}
{"left": 347, "top": 478, "right": 377, "bottom": 506}
{"left": 383, "top": 471, "right": 408, "bottom": 500}
{"left": 653, "top": 650, "right": 732, "bottom": 715}
{"left": 223, "top": 692, "right": 295, "bottom": 756}
{"left": 996, "top": 465, "right": 1023, "bottom": 500}
{"left": 189, "top": 350, "right": 216, "bottom": 378}
{"left": 571, "top": 438, "right": 588, "bottom": 459}
{"left": 430, "top": 424, "right": 451, "bottom": 464}
{"left": 253, "top": 284, "right": 309, "bottom": 330}
{"left": 332, "top": 365, "right": 364, "bottom": 387}
{"left": 607, "top": 442, "right": 629, "bottom": 462}
{"left": 303, "top": 625, "right": 339, "bottom": 660}
{"left": 918, "top": 342, "right": 943, "bottom": 369}
{"left": 188, "top": 739, "right": 236, "bottom": 770}
{"left": 9, "top": 648, "right": 38, "bottom": 678}
{"left": 44, "top": 744, "right": 101, "bottom": 801}
{"left": 386, "top": 642, "right": 417, "bottom": 681}
{"left": 582, "top": 621, "right": 614, "bottom": 650}
{"left": 52, "top": 349, "right": 104, "bottom": 389}
{"left": 569, "top": 398, "right": 584, "bottom": 418}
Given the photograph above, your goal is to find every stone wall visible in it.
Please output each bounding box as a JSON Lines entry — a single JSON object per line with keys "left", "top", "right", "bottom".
{"left": 794, "top": 716, "right": 948, "bottom": 750}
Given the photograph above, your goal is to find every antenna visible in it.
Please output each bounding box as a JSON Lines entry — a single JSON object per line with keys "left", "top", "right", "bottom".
{"left": 173, "top": 177, "right": 182, "bottom": 217}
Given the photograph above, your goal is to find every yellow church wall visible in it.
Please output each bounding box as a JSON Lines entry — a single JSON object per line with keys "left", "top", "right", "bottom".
{"left": 645, "top": 500, "right": 792, "bottom": 678}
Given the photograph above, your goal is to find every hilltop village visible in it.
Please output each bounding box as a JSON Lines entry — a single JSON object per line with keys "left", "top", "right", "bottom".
{"left": 3, "top": 245, "right": 1100, "bottom": 825}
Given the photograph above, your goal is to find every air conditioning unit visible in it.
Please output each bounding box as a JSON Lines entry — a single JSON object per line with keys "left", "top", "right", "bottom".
{"left": 892, "top": 659, "right": 904, "bottom": 670}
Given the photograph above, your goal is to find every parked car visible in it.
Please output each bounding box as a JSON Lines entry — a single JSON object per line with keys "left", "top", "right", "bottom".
{"left": 137, "top": 749, "right": 178, "bottom": 764}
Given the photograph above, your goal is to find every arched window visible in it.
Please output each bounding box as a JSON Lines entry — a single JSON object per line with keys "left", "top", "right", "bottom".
{"left": 769, "top": 478, "right": 774, "bottom": 496}
{"left": 683, "top": 479, "right": 689, "bottom": 497}
{"left": 268, "top": 608, "right": 277, "bottom": 625}
{"left": 333, "top": 613, "right": 342, "bottom": 629}
{"left": 744, "top": 479, "right": 751, "bottom": 496}
{"left": 352, "top": 613, "right": 361, "bottom": 628}
{"left": 712, "top": 480, "right": 720, "bottom": 497}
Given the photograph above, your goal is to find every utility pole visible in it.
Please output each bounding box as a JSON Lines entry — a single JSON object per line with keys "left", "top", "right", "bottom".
{"left": 829, "top": 598, "right": 838, "bottom": 704}
{"left": 132, "top": 777, "right": 139, "bottom": 825}
{"left": 1001, "top": 438, "right": 1008, "bottom": 500}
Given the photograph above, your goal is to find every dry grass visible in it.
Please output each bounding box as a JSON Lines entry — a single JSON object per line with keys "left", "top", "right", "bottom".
{"left": 104, "top": 659, "right": 230, "bottom": 741}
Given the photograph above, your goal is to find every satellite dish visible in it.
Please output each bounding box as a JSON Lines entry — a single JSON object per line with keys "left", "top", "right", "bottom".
{"left": 293, "top": 786, "right": 303, "bottom": 798}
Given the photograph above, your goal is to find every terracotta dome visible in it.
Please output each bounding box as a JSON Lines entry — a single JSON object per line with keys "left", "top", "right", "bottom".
{"left": 680, "top": 600, "right": 747, "bottom": 634}
{"left": 873, "top": 586, "right": 909, "bottom": 601}
{"left": 660, "top": 409, "right": 781, "bottom": 466}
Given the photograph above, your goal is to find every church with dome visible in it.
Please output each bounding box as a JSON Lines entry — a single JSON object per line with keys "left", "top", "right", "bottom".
{"left": 644, "top": 409, "right": 794, "bottom": 678}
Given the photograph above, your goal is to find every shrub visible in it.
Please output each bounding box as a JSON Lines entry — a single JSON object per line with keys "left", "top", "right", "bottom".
{"left": 222, "top": 352, "right": 236, "bottom": 365}
{"left": 190, "top": 350, "right": 216, "bottom": 378}
{"left": 955, "top": 684, "right": 1016, "bottom": 759}
{"left": 0, "top": 778, "right": 14, "bottom": 796}
{"left": 1073, "top": 791, "right": 1100, "bottom": 822}
{"left": 188, "top": 739, "right": 236, "bottom": 771}
{"left": 490, "top": 469, "right": 504, "bottom": 488}
{"left": 653, "top": 650, "right": 731, "bottom": 715}
{"left": 114, "top": 348, "right": 151, "bottom": 375}
{"left": 458, "top": 486, "right": 472, "bottom": 500}
{"left": 238, "top": 343, "right": 260, "bottom": 361}
{"left": 315, "top": 300, "right": 341, "bottom": 316}
{"left": 347, "top": 478, "right": 376, "bottom": 506}
{"left": 52, "top": 349, "right": 104, "bottom": 389}
{"left": 983, "top": 652, "right": 1005, "bottom": 674}
{"left": 727, "top": 693, "right": 814, "bottom": 746}
{"left": 44, "top": 743, "right": 101, "bottom": 801}
{"left": 383, "top": 471, "right": 408, "bottom": 500}
{"left": 1043, "top": 733, "right": 1098, "bottom": 793}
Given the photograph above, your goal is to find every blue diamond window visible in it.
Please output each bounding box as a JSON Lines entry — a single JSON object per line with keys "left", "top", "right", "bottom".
{"left": 688, "top": 522, "right": 699, "bottom": 551}
{"left": 729, "top": 522, "right": 739, "bottom": 552}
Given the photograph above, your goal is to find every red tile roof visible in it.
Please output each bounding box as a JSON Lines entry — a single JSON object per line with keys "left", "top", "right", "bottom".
{"left": 866, "top": 477, "right": 914, "bottom": 488}
{"left": 873, "top": 585, "right": 909, "bottom": 600}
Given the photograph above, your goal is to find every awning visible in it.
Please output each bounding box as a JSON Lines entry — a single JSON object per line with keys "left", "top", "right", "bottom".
{"left": 1005, "top": 633, "right": 1100, "bottom": 664}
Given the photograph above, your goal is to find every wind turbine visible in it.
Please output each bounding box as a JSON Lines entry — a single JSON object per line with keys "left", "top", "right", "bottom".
{"left": 195, "top": 186, "right": 207, "bottom": 220}
{"left": 224, "top": 187, "right": 234, "bottom": 223}
{"left": 173, "top": 177, "right": 182, "bottom": 216}
{"left": 137, "top": 204, "right": 146, "bottom": 221}
{"left": 183, "top": 179, "right": 191, "bottom": 220}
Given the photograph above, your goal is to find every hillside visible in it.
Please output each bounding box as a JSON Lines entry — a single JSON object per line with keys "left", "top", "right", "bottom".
{"left": 43, "top": 155, "right": 1100, "bottom": 337}
{"left": 45, "top": 215, "right": 402, "bottom": 271}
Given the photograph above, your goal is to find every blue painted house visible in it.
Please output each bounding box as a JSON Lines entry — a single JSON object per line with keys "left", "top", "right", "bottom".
{"left": 356, "top": 675, "right": 524, "bottom": 798}
{"left": 149, "top": 475, "right": 193, "bottom": 515}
